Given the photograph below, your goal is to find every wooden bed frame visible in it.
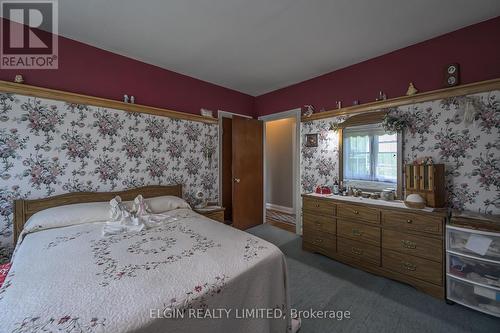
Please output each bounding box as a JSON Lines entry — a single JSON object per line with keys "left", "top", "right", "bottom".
{"left": 13, "top": 184, "right": 182, "bottom": 243}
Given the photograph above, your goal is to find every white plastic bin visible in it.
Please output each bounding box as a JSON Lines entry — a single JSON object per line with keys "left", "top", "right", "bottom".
{"left": 447, "top": 275, "right": 500, "bottom": 317}
{"left": 447, "top": 226, "right": 500, "bottom": 261}
{"left": 447, "top": 253, "right": 500, "bottom": 288}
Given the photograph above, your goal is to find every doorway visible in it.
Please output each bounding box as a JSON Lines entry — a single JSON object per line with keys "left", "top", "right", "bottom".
{"left": 260, "top": 109, "right": 301, "bottom": 234}
{"left": 218, "top": 111, "right": 263, "bottom": 229}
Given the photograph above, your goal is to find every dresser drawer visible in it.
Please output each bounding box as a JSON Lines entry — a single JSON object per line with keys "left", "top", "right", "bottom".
{"left": 338, "top": 237, "right": 380, "bottom": 265}
{"left": 338, "top": 204, "right": 380, "bottom": 224}
{"left": 303, "top": 228, "right": 336, "bottom": 253}
{"left": 338, "top": 220, "right": 380, "bottom": 246}
{"left": 382, "top": 249, "right": 442, "bottom": 285}
{"left": 382, "top": 229, "right": 442, "bottom": 262}
{"left": 303, "top": 197, "right": 336, "bottom": 216}
{"left": 382, "top": 211, "right": 443, "bottom": 235}
{"left": 303, "top": 212, "right": 336, "bottom": 234}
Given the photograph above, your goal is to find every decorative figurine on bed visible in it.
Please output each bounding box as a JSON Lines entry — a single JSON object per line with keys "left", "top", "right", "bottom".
{"left": 104, "top": 195, "right": 147, "bottom": 236}
{"left": 109, "top": 196, "right": 129, "bottom": 221}
{"left": 133, "top": 194, "right": 151, "bottom": 216}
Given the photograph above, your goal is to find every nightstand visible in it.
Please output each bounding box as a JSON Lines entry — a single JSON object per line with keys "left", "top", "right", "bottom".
{"left": 194, "top": 206, "right": 226, "bottom": 223}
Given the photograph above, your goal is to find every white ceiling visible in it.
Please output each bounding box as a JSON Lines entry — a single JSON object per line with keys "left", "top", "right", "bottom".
{"left": 33, "top": 1, "right": 500, "bottom": 95}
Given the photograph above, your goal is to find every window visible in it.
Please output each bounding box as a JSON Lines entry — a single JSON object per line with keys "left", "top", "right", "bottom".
{"left": 343, "top": 123, "right": 398, "bottom": 191}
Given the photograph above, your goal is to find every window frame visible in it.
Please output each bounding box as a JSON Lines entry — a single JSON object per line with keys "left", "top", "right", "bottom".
{"left": 338, "top": 112, "right": 403, "bottom": 198}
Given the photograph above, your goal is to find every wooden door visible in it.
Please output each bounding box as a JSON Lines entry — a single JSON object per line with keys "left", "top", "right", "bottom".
{"left": 232, "top": 116, "right": 263, "bottom": 229}
{"left": 221, "top": 117, "right": 233, "bottom": 221}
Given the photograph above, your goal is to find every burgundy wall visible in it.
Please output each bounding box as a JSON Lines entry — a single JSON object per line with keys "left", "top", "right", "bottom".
{"left": 2, "top": 16, "right": 499, "bottom": 119}
{"left": 255, "top": 16, "right": 500, "bottom": 116}
{"left": 0, "top": 18, "right": 254, "bottom": 117}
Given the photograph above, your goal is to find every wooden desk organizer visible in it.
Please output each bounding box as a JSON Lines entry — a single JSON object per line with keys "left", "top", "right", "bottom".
{"left": 404, "top": 164, "right": 446, "bottom": 208}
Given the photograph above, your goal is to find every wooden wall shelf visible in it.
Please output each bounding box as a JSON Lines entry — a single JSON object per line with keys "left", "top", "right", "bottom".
{"left": 301, "top": 78, "right": 500, "bottom": 122}
{"left": 0, "top": 80, "right": 218, "bottom": 124}
{"left": 2, "top": 77, "right": 498, "bottom": 124}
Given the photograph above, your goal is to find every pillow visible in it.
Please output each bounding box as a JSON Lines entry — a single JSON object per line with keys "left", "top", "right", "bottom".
{"left": 144, "top": 195, "right": 191, "bottom": 213}
{"left": 24, "top": 201, "right": 110, "bottom": 232}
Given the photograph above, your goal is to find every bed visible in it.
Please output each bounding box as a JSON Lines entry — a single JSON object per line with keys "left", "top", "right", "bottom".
{"left": 0, "top": 185, "right": 290, "bottom": 333}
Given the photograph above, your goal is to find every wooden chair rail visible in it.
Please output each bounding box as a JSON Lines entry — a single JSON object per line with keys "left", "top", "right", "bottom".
{"left": 0, "top": 80, "right": 218, "bottom": 124}
{"left": 302, "top": 78, "right": 500, "bottom": 122}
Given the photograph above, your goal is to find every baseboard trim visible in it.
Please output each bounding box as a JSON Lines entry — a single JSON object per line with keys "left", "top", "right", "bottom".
{"left": 266, "top": 203, "right": 294, "bottom": 214}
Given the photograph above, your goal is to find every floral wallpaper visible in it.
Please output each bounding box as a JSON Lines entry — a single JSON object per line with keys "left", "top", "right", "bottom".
{"left": 301, "top": 90, "right": 499, "bottom": 215}
{"left": 300, "top": 119, "right": 339, "bottom": 193}
{"left": 0, "top": 93, "right": 218, "bottom": 262}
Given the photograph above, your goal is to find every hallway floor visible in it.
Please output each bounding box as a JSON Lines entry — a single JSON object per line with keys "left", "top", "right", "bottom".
{"left": 266, "top": 208, "right": 295, "bottom": 232}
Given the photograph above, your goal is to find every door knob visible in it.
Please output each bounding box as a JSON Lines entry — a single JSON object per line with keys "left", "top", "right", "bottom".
{"left": 233, "top": 177, "right": 241, "bottom": 183}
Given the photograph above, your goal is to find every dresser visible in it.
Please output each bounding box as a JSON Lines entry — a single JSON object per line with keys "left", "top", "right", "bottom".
{"left": 302, "top": 194, "right": 447, "bottom": 298}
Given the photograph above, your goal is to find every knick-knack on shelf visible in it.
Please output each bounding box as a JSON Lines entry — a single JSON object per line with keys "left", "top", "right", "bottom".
{"left": 406, "top": 82, "right": 418, "bottom": 96}
{"left": 302, "top": 105, "right": 314, "bottom": 118}
{"left": 376, "top": 91, "right": 387, "bottom": 101}
{"left": 14, "top": 74, "right": 24, "bottom": 84}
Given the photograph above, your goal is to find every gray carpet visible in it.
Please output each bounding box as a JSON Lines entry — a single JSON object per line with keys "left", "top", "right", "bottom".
{"left": 247, "top": 224, "right": 500, "bottom": 333}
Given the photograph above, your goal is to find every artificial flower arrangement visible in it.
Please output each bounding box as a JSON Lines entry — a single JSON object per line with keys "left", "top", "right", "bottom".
{"left": 328, "top": 115, "right": 350, "bottom": 132}
{"left": 381, "top": 107, "right": 408, "bottom": 133}
{"left": 329, "top": 121, "right": 342, "bottom": 132}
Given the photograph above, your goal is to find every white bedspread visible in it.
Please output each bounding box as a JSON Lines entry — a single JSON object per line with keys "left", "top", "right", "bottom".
{"left": 0, "top": 209, "right": 290, "bottom": 333}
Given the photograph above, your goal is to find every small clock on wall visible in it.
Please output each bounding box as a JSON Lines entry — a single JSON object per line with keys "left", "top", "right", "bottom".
{"left": 445, "top": 63, "right": 460, "bottom": 87}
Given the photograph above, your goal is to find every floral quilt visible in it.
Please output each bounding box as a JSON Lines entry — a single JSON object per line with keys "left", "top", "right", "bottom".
{"left": 0, "top": 209, "right": 290, "bottom": 333}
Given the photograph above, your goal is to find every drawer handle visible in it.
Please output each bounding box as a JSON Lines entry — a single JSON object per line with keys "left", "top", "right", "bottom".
{"left": 401, "top": 261, "right": 417, "bottom": 271}
{"left": 401, "top": 240, "right": 416, "bottom": 249}
{"left": 352, "top": 229, "right": 363, "bottom": 236}
{"left": 351, "top": 247, "right": 363, "bottom": 255}
{"left": 314, "top": 238, "right": 323, "bottom": 244}
{"left": 353, "top": 210, "right": 359, "bottom": 214}
{"left": 406, "top": 219, "right": 412, "bottom": 224}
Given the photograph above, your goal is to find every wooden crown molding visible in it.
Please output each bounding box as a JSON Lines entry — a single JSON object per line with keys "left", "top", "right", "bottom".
{"left": 0, "top": 80, "right": 218, "bottom": 124}
{"left": 302, "top": 78, "right": 500, "bottom": 122}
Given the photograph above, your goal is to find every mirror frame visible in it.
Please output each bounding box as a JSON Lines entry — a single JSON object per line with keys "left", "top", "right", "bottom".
{"left": 338, "top": 110, "right": 403, "bottom": 199}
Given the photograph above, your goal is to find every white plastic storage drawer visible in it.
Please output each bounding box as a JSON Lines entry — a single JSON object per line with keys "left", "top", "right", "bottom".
{"left": 447, "top": 276, "right": 500, "bottom": 317}
{"left": 447, "top": 253, "right": 500, "bottom": 288}
{"left": 447, "top": 226, "right": 500, "bottom": 261}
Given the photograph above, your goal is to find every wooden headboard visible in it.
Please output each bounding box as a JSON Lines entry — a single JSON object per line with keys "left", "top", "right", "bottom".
{"left": 13, "top": 184, "right": 182, "bottom": 243}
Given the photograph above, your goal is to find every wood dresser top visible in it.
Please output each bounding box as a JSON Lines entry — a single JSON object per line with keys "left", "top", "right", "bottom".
{"left": 302, "top": 193, "right": 448, "bottom": 217}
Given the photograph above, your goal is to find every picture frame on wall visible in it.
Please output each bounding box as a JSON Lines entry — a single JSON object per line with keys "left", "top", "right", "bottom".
{"left": 305, "top": 134, "right": 318, "bottom": 147}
